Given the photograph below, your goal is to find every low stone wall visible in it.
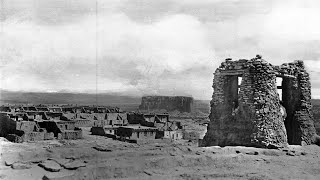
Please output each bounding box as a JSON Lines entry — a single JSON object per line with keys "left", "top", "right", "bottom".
{"left": 23, "top": 132, "right": 45, "bottom": 142}
{"left": 59, "top": 130, "right": 82, "bottom": 140}
{"left": 183, "top": 131, "right": 200, "bottom": 141}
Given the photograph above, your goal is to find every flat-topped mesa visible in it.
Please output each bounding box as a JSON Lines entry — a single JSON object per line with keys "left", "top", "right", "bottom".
{"left": 201, "top": 55, "right": 320, "bottom": 148}
{"left": 139, "top": 96, "right": 194, "bottom": 113}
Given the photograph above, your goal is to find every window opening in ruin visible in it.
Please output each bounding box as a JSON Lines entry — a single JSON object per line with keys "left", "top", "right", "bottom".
{"left": 276, "top": 77, "right": 283, "bottom": 101}
{"left": 238, "top": 77, "right": 242, "bottom": 94}
{"left": 230, "top": 76, "right": 241, "bottom": 113}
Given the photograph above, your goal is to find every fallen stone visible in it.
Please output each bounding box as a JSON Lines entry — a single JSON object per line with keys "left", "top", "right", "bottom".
{"left": 11, "top": 162, "right": 32, "bottom": 169}
{"left": 281, "top": 149, "right": 289, "bottom": 152}
{"left": 144, "top": 170, "right": 153, "bottom": 176}
{"left": 245, "top": 151, "right": 259, "bottom": 155}
{"left": 65, "top": 156, "right": 76, "bottom": 160}
{"left": 26, "top": 157, "right": 45, "bottom": 164}
{"left": 92, "top": 145, "right": 112, "bottom": 152}
{"left": 39, "top": 160, "right": 62, "bottom": 172}
{"left": 301, "top": 152, "right": 307, "bottom": 156}
{"left": 62, "top": 160, "right": 86, "bottom": 170}
{"left": 286, "top": 152, "right": 295, "bottom": 156}
{"left": 5, "top": 159, "right": 17, "bottom": 166}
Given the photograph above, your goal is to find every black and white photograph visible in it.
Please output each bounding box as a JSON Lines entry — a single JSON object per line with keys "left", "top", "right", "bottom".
{"left": 0, "top": 0, "right": 320, "bottom": 179}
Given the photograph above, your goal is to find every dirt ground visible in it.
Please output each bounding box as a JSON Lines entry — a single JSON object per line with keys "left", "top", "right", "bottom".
{"left": 1, "top": 128, "right": 320, "bottom": 180}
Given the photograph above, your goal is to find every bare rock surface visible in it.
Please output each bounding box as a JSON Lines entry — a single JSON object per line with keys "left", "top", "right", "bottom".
{"left": 39, "top": 160, "right": 61, "bottom": 172}
{"left": 42, "top": 171, "right": 75, "bottom": 180}
{"left": 1, "top": 128, "right": 320, "bottom": 180}
{"left": 11, "top": 162, "right": 32, "bottom": 169}
{"left": 62, "top": 160, "right": 86, "bottom": 170}
{"left": 49, "top": 158, "right": 71, "bottom": 166}
{"left": 92, "top": 145, "right": 112, "bottom": 152}
{"left": 4, "top": 160, "right": 16, "bottom": 166}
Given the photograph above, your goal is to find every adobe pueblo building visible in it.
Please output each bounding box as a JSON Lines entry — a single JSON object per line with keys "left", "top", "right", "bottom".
{"left": 202, "top": 55, "right": 320, "bottom": 148}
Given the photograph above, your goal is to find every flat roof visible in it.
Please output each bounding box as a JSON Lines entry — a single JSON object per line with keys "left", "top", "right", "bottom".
{"left": 120, "top": 125, "right": 157, "bottom": 130}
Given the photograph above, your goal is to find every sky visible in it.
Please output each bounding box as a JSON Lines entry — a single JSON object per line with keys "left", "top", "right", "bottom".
{"left": 1, "top": 0, "right": 320, "bottom": 100}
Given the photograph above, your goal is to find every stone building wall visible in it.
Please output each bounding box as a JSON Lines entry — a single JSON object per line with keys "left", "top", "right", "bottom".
{"left": 139, "top": 96, "right": 194, "bottom": 113}
{"left": 59, "top": 130, "right": 82, "bottom": 140}
{"left": 202, "top": 56, "right": 320, "bottom": 148}
{"left": 280, "top": 61, "right": 319, "bottom": 145}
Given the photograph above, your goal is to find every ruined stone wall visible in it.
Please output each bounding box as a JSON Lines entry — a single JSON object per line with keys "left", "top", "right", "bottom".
{"left": 280, "top": 61, "right": 319, "bottom": 145}
{"left": 202, "top": 57, "right": 296, "bottom": 148}
{"left": 139, "top": 96, "right": 194, "bottom": 113}
{"left": 245, "top": 60, "right": 287, "bottom": 147}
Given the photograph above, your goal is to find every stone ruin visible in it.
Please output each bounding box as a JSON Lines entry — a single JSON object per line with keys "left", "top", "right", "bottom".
{"left": 139, "top": 96, "right": 194, "bottom": 113}
{"left": 202, "top": 55, "right": 320, "bottom": 148}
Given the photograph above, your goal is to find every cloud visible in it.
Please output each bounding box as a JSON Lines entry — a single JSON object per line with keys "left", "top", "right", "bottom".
{"left": 0, "top": 9, "right": 214, "bottom": 99}
{"left": 1, "top": 0, "right": 320, "bottom": 99}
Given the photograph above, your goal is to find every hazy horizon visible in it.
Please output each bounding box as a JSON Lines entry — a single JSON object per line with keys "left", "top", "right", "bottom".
{"left": 1, "top": 0, "right": 320, "bottom": 99}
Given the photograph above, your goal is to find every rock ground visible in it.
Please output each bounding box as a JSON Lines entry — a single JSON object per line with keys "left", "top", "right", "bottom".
{"left": 39, "top": 160, "right": 62, "bottom": 172}
{"left": 0, "top": 128, "right": 320, "bottom": 180}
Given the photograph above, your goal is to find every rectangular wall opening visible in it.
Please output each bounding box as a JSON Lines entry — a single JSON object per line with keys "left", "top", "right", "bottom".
{"left": 282, "top": 77, "right": 300, "bottom": 145}
{"left": 276, "top": 77, "right": 283, "bottom": 101}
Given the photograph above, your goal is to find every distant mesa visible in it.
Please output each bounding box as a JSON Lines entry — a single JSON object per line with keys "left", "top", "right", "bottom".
{"left": 139, "top": 96, "right": 194, "bottom": 113}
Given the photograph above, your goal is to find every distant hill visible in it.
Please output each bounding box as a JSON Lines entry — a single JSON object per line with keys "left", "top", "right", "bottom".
{"left": 312, "top": 99, "right": 320, "bottom": 134}
{"left": 0, "top": 90, "right": 211, "bottom": 113}
{"left": 312, "top": 99, "right": 320, "bottom": 106}
{"left": 0, "top": 90, "right": 141, "bottom": 106}
{"left": 194, "top": 100, "right": 210, "bottom": 114}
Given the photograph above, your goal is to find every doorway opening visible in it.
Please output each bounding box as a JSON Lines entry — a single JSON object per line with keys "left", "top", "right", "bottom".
{"left": 281, "top": 77, "right": 300, "bottom": 144}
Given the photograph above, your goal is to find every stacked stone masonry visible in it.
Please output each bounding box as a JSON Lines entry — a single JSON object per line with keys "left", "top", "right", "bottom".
{"left": 202, "top": 56, "right": 320, "bottom": 148}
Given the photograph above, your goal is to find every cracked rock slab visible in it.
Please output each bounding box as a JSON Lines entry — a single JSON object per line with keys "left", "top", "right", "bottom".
{"left": 62, "top": 160, "right": 86, "bottom": 170}
{"left": 92, "top": 145, "right": 112, "bottom": 152}
{"left": 11, "top": 162, "right": 32, "bottom": 170}
{"left": 39, "top": 160, "right": 62, "bottom": 172}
